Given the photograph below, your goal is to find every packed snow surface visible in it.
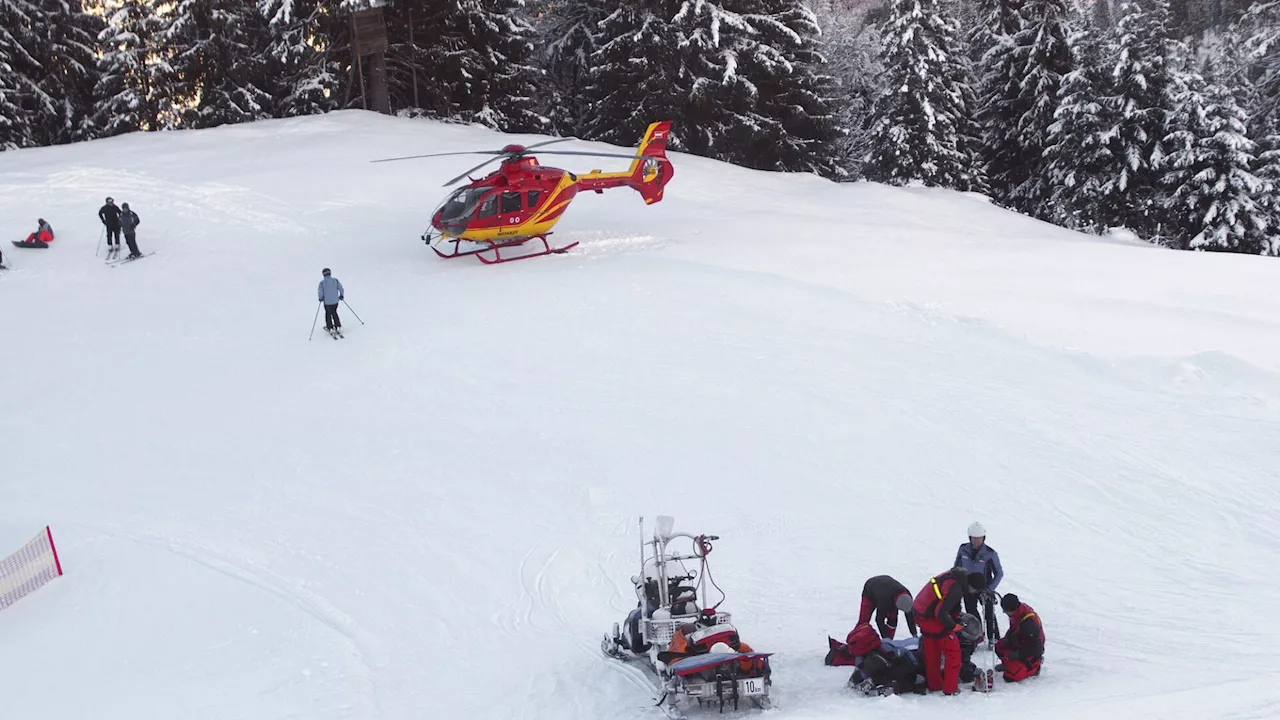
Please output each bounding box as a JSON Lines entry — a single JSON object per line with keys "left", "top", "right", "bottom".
{"left": 2, "top": 112, "right": 1279, "bottom": 720}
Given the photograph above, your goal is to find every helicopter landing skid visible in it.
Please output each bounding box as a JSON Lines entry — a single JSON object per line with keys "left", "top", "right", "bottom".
{"left": 476, "top": 234, "right": 580, "bottom": 264}
{"left": 430, "top": 234, "right": 579, "bottom": 264}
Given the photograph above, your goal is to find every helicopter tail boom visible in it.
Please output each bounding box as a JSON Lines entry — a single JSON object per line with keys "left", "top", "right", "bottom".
{"left": 577, "top": 121, "right": 674, "bottom": 204}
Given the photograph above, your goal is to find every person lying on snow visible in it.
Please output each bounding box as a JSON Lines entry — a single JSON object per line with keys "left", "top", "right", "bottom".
{"left": 834, "top": 613, "right": 985, "bottom": 696}
{"left": 995, "top": 593, "right": 1044, "bottom": 682}
{"left": 660, "top": 610, "right": 765, "bottom": 676}
{"left": 22, "top": 219, "right": 54, "bottom": 245}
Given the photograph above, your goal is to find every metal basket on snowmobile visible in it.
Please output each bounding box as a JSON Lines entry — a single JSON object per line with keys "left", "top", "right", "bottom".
{"left": 602, "top": 516, "right": 772, "bottom": 717}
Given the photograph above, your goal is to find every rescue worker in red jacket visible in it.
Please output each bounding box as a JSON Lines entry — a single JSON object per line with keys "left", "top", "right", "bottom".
{"left": 910, "top": 567, "right": 977, "bottom": 695}
{"left": 858, "top": 575, "right": 918, "bottom": 639}
{"left": 995, "top": 593, "right": 1044, "bottom": 682}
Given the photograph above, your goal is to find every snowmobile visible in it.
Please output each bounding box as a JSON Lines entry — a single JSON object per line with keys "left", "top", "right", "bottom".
{"left": 602, "top": 516, "right": 772, "bottom": 717}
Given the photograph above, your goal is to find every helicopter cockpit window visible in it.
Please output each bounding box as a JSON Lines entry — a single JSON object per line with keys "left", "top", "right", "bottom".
{"left": 500, "top": 191, "right": 522, "bottom": 214}
{"left": 440, "top": 187, "right": 487, "bottom": 231}
{"left": 526, "top": 190, "right": 541, "bottom": 209}
{"left": 477, "top": 193, "right": 499, "bottom": 219}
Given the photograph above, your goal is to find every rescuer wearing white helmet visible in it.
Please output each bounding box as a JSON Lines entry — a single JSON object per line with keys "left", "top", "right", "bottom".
{"left": 953, "top": 521, "right": 1004, "bottom": 626}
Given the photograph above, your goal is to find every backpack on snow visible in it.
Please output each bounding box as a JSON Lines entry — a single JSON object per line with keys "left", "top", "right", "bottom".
{"left": 847, "top": 625, "right": 881, "bottom": 657}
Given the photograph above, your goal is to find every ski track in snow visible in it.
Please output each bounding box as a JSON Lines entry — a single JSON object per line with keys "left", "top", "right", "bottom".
{"left": 2, "top": 112, "right": 1279, "bottom": 720}
{"left": 86, "top": 524, "right": 384, "bottom": 716}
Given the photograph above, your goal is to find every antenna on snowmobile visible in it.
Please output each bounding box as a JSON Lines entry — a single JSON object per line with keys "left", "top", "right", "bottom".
{"left": 638, "top": 517, "right": 645, "bottom": 580}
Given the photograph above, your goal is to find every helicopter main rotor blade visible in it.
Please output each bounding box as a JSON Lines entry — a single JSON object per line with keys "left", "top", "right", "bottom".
{"left": 371, "top": 149, "right": 508, "bottom": 164}
{"left": 529, "top": 150, "right": 670, "bottom": 162}
{"left": 520, "top": 137, "right": 574, "bottom": 151}
{"left": 443, "top": 156, "right": 506, "bottom": 186}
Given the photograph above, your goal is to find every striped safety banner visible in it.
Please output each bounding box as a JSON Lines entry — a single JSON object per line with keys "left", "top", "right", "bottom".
{"left": 0, "top": 526, "right": 64, "bottom": 612}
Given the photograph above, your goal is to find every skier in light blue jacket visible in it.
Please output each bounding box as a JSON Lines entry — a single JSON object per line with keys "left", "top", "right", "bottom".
{"left": 955, "top": 521, "right": 1004, "bottom": 621}
{"left": 318, "top": 268, "right": 345, "bottom": 332}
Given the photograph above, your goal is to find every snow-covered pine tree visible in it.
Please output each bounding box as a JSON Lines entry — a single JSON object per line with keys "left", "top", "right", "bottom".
{"left": 1162, "top": 77, "right": 1268, "bottom": 252}
{"left": 971, "top": 0, "right": 1025, "bottom": 202}
{"left": 581, "top": 2, "right": 685, "bottom": 148}
{"left": 1, "top": 0, "right": 38, "bottom": 149}
{"left": 95, "top": 0, "right": 172, "bottom": 135}
{"left": 1243, "top": 1, "right": 1280, "bottom": 131}
{"left": 1253, "top": 133, "right": 1280, "bottom": 255}
{"left": 22, "top": 0, "right": 103, "bottom": 145}
{"left": 161, "top": 0, "right": 275, "bottom": 129}
{"left": 865, "top": 0, "right": 981, "bottom": 189}
{"left": 1003, "top": 0, "right": 1073, "bottom": 217}
{"left": 260, "top": 0, "right": 338, "bottom": 117}
{"left": 811, "top": 1, "right": 883, "bottom": 178}
{"left": 584, "top": 0, "right": 841, "bottom": 175}
{"left": 946, "top": 13, "right": 990, "bottom": 194}
{"left": 1101, "top": 0, "right": 1173, "bottom": 236}
{"left": 526, "top": 0, "right": 607, "bottom": 136}
{"left": 1, "top": 0, "right": 101, "bottom": 148}
{"left": 581, "top": 1, "right": 680, "bottom": 147}
{"left": 381, "top": 0, "right": 546, "bottom": 132}
{"left": 719, "top": 0, "right": 843, "bottom": 176}
{"left": 1043, "top": 22, "right": 1116, "bottom": 232}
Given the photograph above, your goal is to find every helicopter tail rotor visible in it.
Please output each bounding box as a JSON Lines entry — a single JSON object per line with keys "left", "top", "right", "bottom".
{"left": 627, "top": 121, "right": 674, "bottom": 205}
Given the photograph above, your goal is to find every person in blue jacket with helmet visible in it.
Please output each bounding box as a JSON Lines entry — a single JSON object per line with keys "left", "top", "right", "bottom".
{"left": 954, "top": 521, "right": 1004, "bottom": 622}
{"left": 317, "top": 268, "right": 345, "bottom": 333}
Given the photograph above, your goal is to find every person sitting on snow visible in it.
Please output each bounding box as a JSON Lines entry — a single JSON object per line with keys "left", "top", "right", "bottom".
{"left": 22, "top": 218, "right": 54, "bottom": 245}
{"left": 995, "top": 593, "right": 1043, "bottom": 682}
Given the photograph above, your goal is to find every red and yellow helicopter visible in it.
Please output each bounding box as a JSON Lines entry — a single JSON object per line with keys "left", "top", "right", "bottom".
{"left": 374, "top": 121, "right": 674, "bottom": 264}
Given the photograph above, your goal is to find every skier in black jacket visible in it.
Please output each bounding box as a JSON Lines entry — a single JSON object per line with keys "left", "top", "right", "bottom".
{"left": 120, "top": 203, "right": 142, "bottom": 258}
{"left": 99, "top": 197, "right": 122, "bottom": 253}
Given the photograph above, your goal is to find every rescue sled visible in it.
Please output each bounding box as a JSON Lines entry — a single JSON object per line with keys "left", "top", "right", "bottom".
{"left": 602, "top": 516, "right": 772, "bottom": 718}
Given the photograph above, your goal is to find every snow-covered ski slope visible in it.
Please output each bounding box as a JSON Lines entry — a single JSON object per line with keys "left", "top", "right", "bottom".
{"left": 2, "top": 112, "right": 1279, "bottom": 720}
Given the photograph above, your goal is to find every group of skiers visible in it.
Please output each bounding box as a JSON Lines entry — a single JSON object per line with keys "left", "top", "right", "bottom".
{"left": 826, "top": 522, "right": 1045, "bottom": 696}
{"left": 98, "top": 196, "right": 144, "bottom": 258}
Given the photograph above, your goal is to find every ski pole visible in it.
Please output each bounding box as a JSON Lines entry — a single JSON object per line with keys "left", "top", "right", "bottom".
{"left": 308, "top": 301, "right": 321, "bottom": 341}
{"left": 342, "top": 299, "right": 365, "bottom": 325}
{"left": 95, "top": 226, "right": 104, "bottom": 257}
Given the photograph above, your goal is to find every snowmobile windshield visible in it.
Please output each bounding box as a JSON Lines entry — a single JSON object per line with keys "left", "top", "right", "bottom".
{"left": 439, "top": 187, "right": 488, "bottom": 234}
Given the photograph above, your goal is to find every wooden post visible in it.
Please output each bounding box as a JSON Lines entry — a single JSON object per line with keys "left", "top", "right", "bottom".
{"left": 368, "top": 52, "right": 391, "bottom": 114}
{"left": 409, "top": 5, "right": 419, "bottom": 109}
{"left": 350, "top": 7, "right": 390, "bottom": 115}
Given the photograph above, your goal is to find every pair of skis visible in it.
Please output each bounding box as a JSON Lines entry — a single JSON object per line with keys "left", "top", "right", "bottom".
{"left": 325, "top": 327, "right": 345, "bottom": 340}
{"left": 975, "top": 593, "right": 1000, "bottom": 693}
{"left": 106, "top": 250, "right": 153, "bottom": 266}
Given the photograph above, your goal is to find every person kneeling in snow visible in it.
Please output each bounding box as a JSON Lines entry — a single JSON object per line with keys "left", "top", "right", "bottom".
{"left": 995, "top": 593, "right": 1043, "bottom": 682}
